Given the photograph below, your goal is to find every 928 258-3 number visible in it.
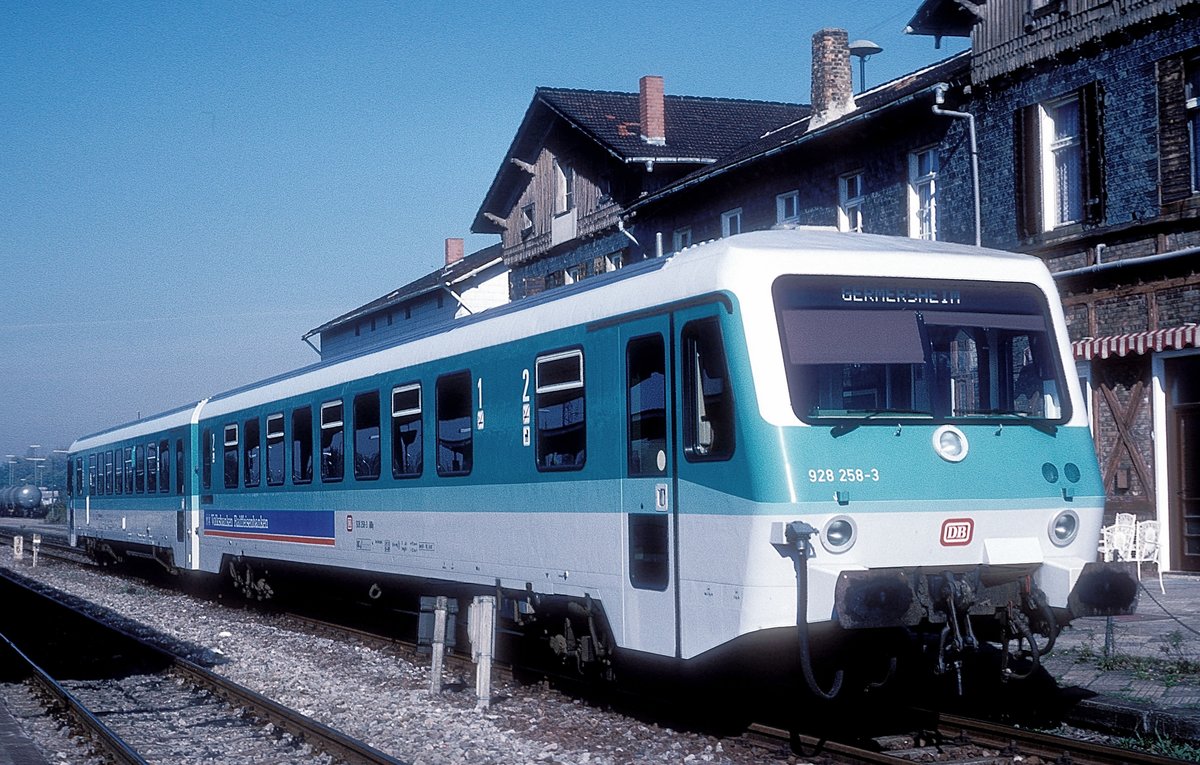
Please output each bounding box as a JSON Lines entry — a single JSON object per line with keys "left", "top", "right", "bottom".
{"left": 807, "top": 468, "right": 880, "bottom": 483}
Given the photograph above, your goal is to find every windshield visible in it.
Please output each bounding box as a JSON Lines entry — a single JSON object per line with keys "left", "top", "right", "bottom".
{"left": 773, "top": 275, "right": 1070, "bottom": 424}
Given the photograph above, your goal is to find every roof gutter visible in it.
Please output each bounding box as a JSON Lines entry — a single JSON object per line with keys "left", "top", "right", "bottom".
{"left": 628, "top": 82, "right": 948, "bottom": 214}
{"left": 1052, "top": 245, "right": 1200, "bottom": 280}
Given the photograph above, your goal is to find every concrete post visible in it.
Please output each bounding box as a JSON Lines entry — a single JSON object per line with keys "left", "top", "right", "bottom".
{"left": 12, "top": 536, "right": 22, "bottom": 562}
{"left": 469, "top": 595, "right": 496, "bottom": 709}
{"left": 430, "top": 595, "right": 448, "bottom": 693}
{"left": 31, "top": 534, "right": 40, "bottom": 567}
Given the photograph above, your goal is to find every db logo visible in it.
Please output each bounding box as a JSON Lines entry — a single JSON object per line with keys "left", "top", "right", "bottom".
{"left": 940, "top": 518, "right": 974, "bottom": 546}
{"left": 346, "top": 514, "right": 354, "bottom": 532}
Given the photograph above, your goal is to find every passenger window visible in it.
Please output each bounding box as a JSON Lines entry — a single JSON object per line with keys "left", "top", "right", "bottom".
{"left": 629, "top": 514, "right": 669, "bottom": 591}
{"left": 135, "top": 444, "right": 146, "bottom": 493}
{"left": 682, "top": 319, "right": 735, "bottom": 461}
{"left": 114, "top": 449, "right": 124, "bottom": 494}
{"left": 124, "top": 447, "right": 134, "bottom": 494}
{"left": 436, "top": 371, "right": 472, "bottom": 476}
{"left": 223, "top": 424, "right": 238, "bottom": 489}
{"left": 147, "top": 443, "right": 158, "bottom": 493}
{"left": 320, "top": 400, "right": 344, "bottom": 482}
{"left": 353, "top": 391, "right": 381, "bottom": 480}
{"left": 88, "top": 454, "right": 97, "bottom": 495}
{"left": 391, "top": 383, "right": 422, "bottom": 479}
{"left": 266, "top": 414, "right": 285, "bottom": 486}
{"left": 66, "top": 457, "right": 73, "bottom": 496}
{"left": 292, "top": 406, "right": 313, "bottom": 484}
{"left": 201, "top": 430, "right": 213, "bottom": 491}
{"left": 535, "top": 350, "right": 585, "bottom": 471}
{"left": 626, "top": 335, "right": 667, "bottom": 476}
{"left": 159, "top": 439, "right": 170, "bottom": 493}
{"left": 105, "top": 451, "right": 114, "bottom": 494}
{"left": 244, "top": 418, "right": 261, "bottom": 488}
{"left": 176, "top": 438, "right": 184, "bottom": 495}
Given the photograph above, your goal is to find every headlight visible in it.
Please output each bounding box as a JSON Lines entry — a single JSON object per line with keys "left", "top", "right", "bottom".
{"left": 822, "top": 515, "right": 857, "bottom": 553}
{"left": 932, "top": 425, "right": 969, "bottom": 463}
{"left": 1049, "top": 509, "right": 1079, "bottom": 547}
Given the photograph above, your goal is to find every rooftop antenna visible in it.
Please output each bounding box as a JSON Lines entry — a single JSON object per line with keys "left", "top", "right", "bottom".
{"left": 849, "top": 39, "right": 883, "bottom": 93}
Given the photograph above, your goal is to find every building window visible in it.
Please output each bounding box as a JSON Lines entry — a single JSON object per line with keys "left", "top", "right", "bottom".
{"left": 554, "top": 160, "right": 575, "bottom": 214}
{"left": 1188, "top": 57, "right": 1200, "bottom": 192}
{"left": 1017, "top": 83, "right": 1103, "bottom": 235}
{"left": 908, "top": 147, "right": 938, "bottom": 240}
{"left": 391, "top": 383, "right": 423, "bottom": 478}
{"left": 838, "top": 172, "right": 864, "bottom": 232}
{"left": 721, "top": 208, "right": 742, "bottom": 237}
{"left": 320, "top": 400, "right": 344, "bottom": 483}
{"left": 436, "top": 371, "right": 473, "bottom": 476}
{"left": 776, "top": 191, "right": 800, "bottom": 224}
{"left": 1043, "top": 95, "right": 1084, "bottom": 227}
{"left": 672, "top": 227, "right": 692, "bottom": 252}
{"left": 535, "top": 349, "right": 586, "bottom": 471}
{"left": 521, "top": 203, "right": 535, "bottom": 238}
{"left": 606, "top": 251, "right": 624, "bottom": 271}
{"left": 565, "top": 264, "right": 586, "bottom": 285}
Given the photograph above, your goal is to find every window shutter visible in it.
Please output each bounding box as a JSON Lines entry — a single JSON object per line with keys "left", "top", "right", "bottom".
{"left": 1080, "top": 81, "right": 1106, "bottom": 225}
{"left": 1157, "top": 55, "right": 1193, "bottom": 205}
{"left": 1015, "top": 105, "right": 1042, "bottom": 238}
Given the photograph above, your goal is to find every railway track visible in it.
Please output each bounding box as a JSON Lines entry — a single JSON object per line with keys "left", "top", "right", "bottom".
{"left": 2, "top": 529, "right": 1192, "bottom": 764}
{"left": 0, "top": 568, "right": 405, "bottom": 765}
{"left": 742, "top": 712, "right": 1191, "bottom": 765}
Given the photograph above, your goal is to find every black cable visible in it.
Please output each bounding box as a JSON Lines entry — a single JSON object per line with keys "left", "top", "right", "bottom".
{"left": 1138, "top": 579, "right": 1200, "bottom": 638}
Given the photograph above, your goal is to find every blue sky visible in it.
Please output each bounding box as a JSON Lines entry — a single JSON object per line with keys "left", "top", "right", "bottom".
{"left": 0, "top": 1, "right": 966, "bottom": 470}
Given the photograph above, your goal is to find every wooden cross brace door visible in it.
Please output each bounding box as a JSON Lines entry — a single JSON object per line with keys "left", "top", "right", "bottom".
{"left": 1099, "top": 380, "right": 1154, "bottom": 504}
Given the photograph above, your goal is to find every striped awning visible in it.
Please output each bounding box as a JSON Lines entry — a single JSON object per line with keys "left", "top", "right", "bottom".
{"left": 1072, "top": 324, "right": 1199, "bottom": 360}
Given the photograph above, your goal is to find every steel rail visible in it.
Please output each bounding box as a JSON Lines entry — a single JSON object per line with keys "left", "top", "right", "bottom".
{"left": 0, "top": 630, "right": 149, "bottom": 765}
{"left": 932, "top": 711, "right": 1190, "bottom": 765}
{"left": 0, "top": 568, "right": 407, "bottom": 765}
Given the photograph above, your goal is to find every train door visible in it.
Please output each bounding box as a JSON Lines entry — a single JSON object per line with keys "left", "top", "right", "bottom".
{"left": 1167, "top": 356, "right": 1200, "bottom": 572}
{"left": 620, "top": 317, "right": 678, "bottom": 657}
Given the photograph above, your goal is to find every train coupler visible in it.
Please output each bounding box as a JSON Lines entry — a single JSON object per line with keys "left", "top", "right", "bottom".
{"left": 1067, "top": 561, "right": 1138, "bottom": 617}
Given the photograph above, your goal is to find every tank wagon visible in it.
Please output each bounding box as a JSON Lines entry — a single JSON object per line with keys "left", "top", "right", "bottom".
{"left": 67, "top": 230, "right": 1137, "bottom": 696}
{"left": 0, "top": 485, "right": 43, "bottom": 517}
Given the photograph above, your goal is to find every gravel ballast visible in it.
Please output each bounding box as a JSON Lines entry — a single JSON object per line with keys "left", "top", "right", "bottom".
{"left": 0, "top": 555, "right": 791, "bottom": 764}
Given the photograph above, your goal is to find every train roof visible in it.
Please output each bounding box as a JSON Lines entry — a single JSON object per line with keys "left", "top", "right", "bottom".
{"left": 72, "top": 230, "right": 1058, "bottom": 443}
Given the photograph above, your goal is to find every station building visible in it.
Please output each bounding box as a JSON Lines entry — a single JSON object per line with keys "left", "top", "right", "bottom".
{"left": 313, "top": 1, "right": 1199, "bottom": 572}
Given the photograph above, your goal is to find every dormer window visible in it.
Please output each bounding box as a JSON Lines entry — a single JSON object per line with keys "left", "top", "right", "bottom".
{"left": 521, "top": 202, "right": 535, "bottom": 238}
{"left": 554, "top": 160, "right": 575, "bottom": 214}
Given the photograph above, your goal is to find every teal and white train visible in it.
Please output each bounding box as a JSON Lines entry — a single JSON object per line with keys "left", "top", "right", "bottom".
{"left": 67, "top": 229, "right": 1137, "bottom": 696}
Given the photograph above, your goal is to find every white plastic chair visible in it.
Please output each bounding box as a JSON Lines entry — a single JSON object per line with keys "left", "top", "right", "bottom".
{"left": 1099, "top": 514, "right": 1137, "bottom": 562}
{"left": 1134, "top": 520, "right": 1165, "bottom": 594}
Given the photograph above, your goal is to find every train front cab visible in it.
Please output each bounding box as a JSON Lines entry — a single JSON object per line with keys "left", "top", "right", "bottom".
{"left": 736, "top": 265, "right": 1140, "bottom": 693}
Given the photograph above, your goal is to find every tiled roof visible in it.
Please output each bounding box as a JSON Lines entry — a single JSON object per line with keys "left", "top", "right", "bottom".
{"left": 303, "top": 243, "right": 504, "bottom": 340}
{"left": 631, "top": 52, "right": 971, "bottom": 210}
{"left": 536, "top": 88, "right": 811, "bottom": 161}
{"left": 472, "top": 86, "right": 809, "bottom": 232}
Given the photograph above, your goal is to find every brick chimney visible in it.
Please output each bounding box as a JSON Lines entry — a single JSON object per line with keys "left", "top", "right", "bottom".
{"left": 444, "top": 237, "right": 464, "bottom": 267}
{"left": 639, "top": 75, "right": 666, "bottom": 146}
{"left": 809, "top": 28, "right": 856, "bottom": 130}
